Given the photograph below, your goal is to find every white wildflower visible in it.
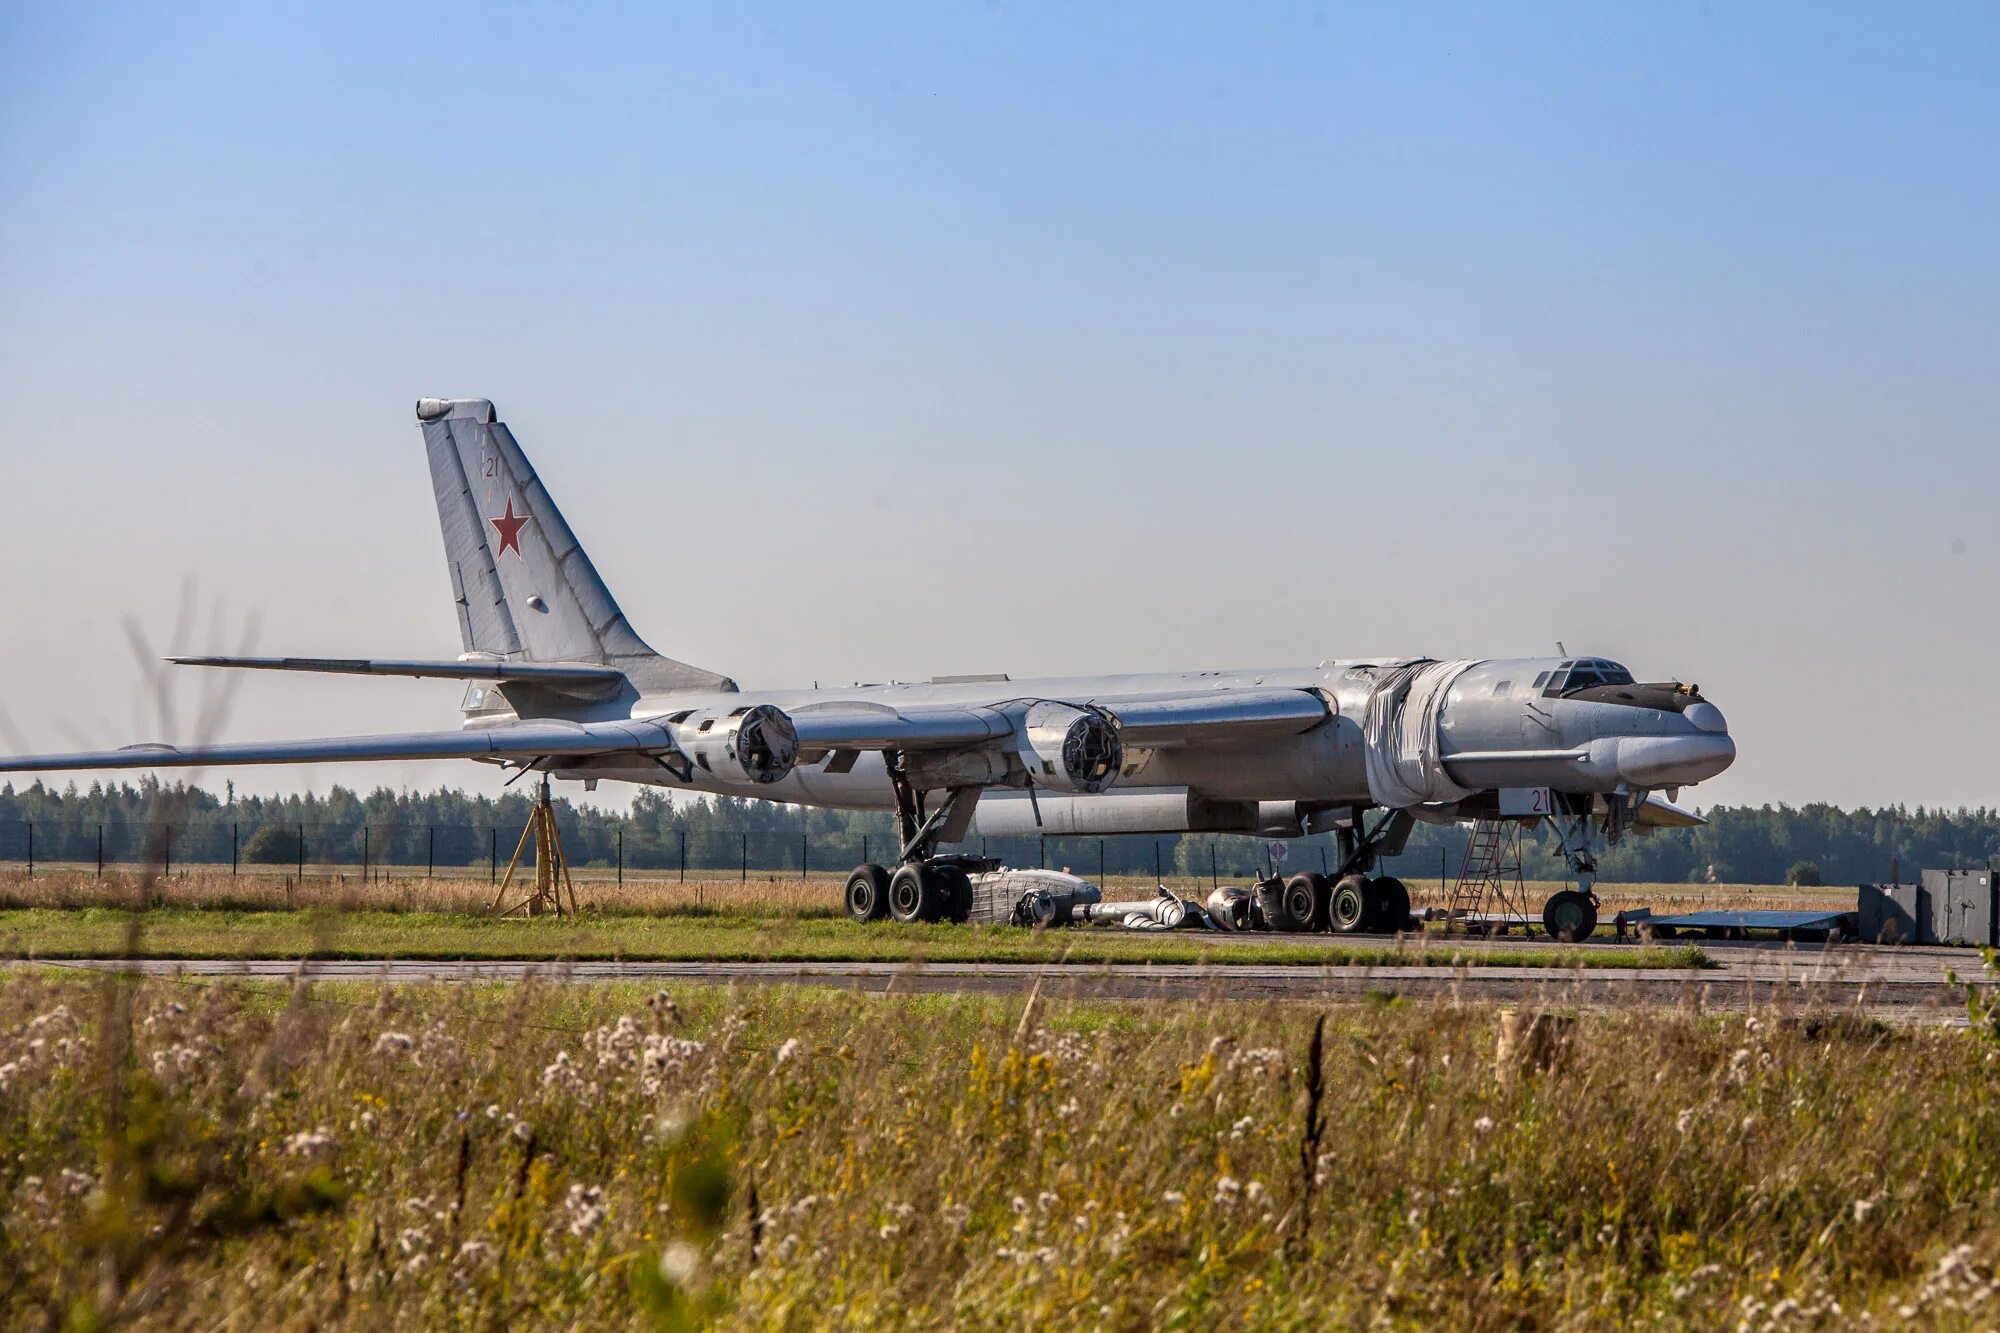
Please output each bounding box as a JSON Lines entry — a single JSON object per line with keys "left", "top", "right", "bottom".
{"left": 1473, "top": 1116, "right": 1495, "bottom": 1134}
{"left": 1213, "top": 1176, "right": 1242, "bottom": 1207}
{"left": 372, "top": 1031, "right": 415, "bottom": 1057}
{"left": 774, "top": 1038, "right": 802, "bottom": 1065}
{"left": 1853, "top": 1197, "right": 1876, "bottom": 1223}
{"left": 564, "top": 1184, "right": 607, "bottom": 1237}
{"left": 1037, "top": 1191, "right": 1059, "bottom": 1212}
{"left": 1230, "top": 1116, "right": 1255, "bottom": 1140}
{"left": 1676, "top": 1108, "right": 1696, "bottom": 1135}
{"left": 659, "top": 1240, "right": 704, "bottom": 1287}
{"left": 1161, "top": 1190, "right": 1185, "bottom": 1206}
{"left": 282, "top": 1128, "right": 338, "bottom": 1161}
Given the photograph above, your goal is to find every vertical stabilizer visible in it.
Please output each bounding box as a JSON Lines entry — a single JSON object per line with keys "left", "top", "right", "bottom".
{"left": 416, "top": 398, "right": 735, "bottom": 694}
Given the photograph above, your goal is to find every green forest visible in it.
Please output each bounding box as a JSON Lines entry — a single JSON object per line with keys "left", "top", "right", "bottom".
{"left": 1, "top": 778, "right": 1992, "bottom": 886}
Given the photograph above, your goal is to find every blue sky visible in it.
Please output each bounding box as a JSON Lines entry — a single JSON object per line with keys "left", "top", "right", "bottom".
{"left": 1, "top": 2, "right": 1996, "bottom": 809}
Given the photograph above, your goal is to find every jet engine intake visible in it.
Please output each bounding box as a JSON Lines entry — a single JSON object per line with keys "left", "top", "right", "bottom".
{"left": 1018, "top": 701, "right": 1122, "bottom": 794}
{"left": 672, "top": 704, "right": 799, "bottom": 784}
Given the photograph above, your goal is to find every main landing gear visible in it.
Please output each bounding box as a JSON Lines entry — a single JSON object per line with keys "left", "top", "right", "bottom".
{"left": 845, "top": 753, "right": 991, "bottom": 925}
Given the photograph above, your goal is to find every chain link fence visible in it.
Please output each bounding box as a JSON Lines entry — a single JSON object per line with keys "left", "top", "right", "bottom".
{"left": 0, "top": 818, "right": 1451, "bottom": 889}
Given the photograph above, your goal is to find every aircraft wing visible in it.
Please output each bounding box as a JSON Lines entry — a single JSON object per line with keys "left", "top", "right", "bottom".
{"left": 783, "top": 688, "right": 1330, "bottom": 752}
{"left": 0, "top": 719, "right": 677, "bottom": 774}
{"left": 1091, "top": 688, "right": 1330, "bottom": 745}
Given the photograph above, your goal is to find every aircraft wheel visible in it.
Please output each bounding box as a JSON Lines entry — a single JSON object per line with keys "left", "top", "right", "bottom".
{"left": 889, "top": 863, "right": 944, "bottom": 924}
{"left": 1282, "top": 874, "right": 1327, "bottom": 932}
{"left": 1542, "top": 889, "right": 1598, "bottom": 943}
{"left": 932, "top": 864, "right": 974, "bottom": 924}
{"left": 1369, "top": 876, "right": 1412, "bottom": 933}
{"left": 1329, "top": 875, "right": 1372, "bottom": 934}
{"left": 845, "top": 864, "right": 891, "bottom": 923}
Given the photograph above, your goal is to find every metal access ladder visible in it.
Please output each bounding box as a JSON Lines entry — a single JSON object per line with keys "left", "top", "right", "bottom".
{"left": 1446, "top": 819, "right": 1534, "bottom": 933}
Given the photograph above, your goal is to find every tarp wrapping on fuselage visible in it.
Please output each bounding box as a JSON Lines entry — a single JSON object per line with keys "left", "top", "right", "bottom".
{"left": 1363, "top": 658, "right": 1483, "bottom": 808}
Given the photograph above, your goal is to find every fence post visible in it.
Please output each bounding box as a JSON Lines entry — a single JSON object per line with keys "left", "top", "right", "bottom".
{"left": 679, "top": 829, "right": 687, "bottom": 883}
{"left": 1098, "top": 838, "right": 1105, "bottom": 885}
{"left": 740, "top": 832, "right": 747, "bottom": 883}
{"left": 802, "top": 831, "right": 808, "bottom": 880}
{"left": 1210, "top": 842, "right": 1218, "bottom": 891}
{"left": 298, "top": 824, "right": 305, "bottom": 881}
{"left": 363, "top": 826, "right": 370, "bottom": 880}
{"left": 489, "top": 828, "right": 497, "bottom": 884}
{"left": 1440, "top": 847, "right": 1447, "bottom": 895}
{"left": 1039, "top": 836, "right": 1045, "bottom": 870}
{"left": 862, "top": 834, "right": 869, "bottom": 867}
{"left": 97, "top": 823, "right": 104, "bottom": 878}
{"left": 428, "top": 826, "right": 435, "bottom": 880}
{"left": 164, "top": 829, "right": 171, "bottom": 879}
{"left": 1154, "top": 840, "right": 1162, "bottom": 886}
{"left": 232, "top": 823, "right": 239, "bottom": 876}
{"left": 617, "top": 830, "right": 623, "bottom": 886}
{"left": 24, "top": 822, "right": 31, "bottom": 877}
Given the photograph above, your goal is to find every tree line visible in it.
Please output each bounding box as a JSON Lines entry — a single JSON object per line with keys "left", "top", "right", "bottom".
{"left": 0, "top": 777, "right": 1993, "bottom": 885}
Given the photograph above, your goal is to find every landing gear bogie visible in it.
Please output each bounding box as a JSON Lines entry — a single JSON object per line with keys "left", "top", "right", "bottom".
{"left": 845, "top": 864, "right": 892, "bottom": 923}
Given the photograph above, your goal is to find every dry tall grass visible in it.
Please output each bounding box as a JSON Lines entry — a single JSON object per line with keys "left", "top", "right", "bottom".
{"left": 4, "top": 972, "right": 1998, "bottom": 1327}
{"left": 0, "top": 867, "right": 1834, "bottom": 921}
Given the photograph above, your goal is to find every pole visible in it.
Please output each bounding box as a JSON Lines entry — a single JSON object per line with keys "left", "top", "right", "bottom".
{"left": 802, "top": 831, "right": 808, "bottom": 880}
{"left": 97, "top": 824, "right": 104, "bottom": 878}
{"left": 1098, "top": 838, "right": 1105, "bottom": 885}
{"left": 1038, "top": 836, "right": 1045, "bottom": 870}
{"left": 163, "top": 829, "right": 170, "bottom": 879}
{"left": 1210, "top": 842, "right": 1218, "bottom": 891}
{"left": 298, "top": 824, "right": 305, "bottom": 881}
{"left": 1154, "top": 841, "right": 1162, "bottom": 885}
{"left": 740, "top": 832, "right": 747, "bottom": 883}
{"left": 363, "top": 826, "right": 370, "bottom": 880}
{"left": 428, "top": 826, "right": 435, "bottom": 880}
{"left": 616, "top": 830, "right": 623, "bottom": 886}
{"left": 24, "top": 822, "right": 31, "bottom": 877}
{"left": 679, "top": 829, "right": 687, "bottom": 883}
{"left": 1440, "top": 847, "right": 1447, "bottom": 896}
{"left": 862, "top": 834, "right": 869, "bottom": 867}
{"left": 232, "top": 823, "right": 239, "bottom": 876}
{"left": 490, "top": 828, "right": 498, "bottom": 884}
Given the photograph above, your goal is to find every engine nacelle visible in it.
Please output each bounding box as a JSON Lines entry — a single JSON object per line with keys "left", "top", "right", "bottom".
{"left": 671, "top": 704, "right": 798, "bottom": 785}
{"left": 1016, "top": 701, "right": 1122, "bottom": 794}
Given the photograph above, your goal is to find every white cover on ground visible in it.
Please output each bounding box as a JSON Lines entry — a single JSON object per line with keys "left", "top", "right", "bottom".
{"left": 1362, "top": 658, "right": 1483, "bottom": 808}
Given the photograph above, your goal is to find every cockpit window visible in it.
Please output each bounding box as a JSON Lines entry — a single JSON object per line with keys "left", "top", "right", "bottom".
{"left": 1531, "top": 671, "right": 1550, "bottom": 689}
{"left": 1544, "top": 659, "right": 1637, "bottom": 697}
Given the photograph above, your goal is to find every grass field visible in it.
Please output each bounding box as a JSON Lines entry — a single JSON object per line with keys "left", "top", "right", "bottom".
{"left": 0, "top": 908, "right": 1708, "bottom": 970}
{"left": 0, "top": 866, "right": 1845, "bottom": 919}
{"left": 5, "top": 971, "right": 1999, "bottom": 1327}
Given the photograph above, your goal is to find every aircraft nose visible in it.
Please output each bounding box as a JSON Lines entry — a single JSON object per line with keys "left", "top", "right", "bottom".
{"left": 1614, "top": 731, "right": 1736, "bottom": 786}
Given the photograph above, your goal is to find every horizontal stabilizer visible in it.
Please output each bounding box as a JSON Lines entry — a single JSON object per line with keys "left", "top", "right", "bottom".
{"left": 170, "top": 655, "right": 626, "bottom": 695}
{"left": 0, "top": 718, "right": 677, "bottom": 773}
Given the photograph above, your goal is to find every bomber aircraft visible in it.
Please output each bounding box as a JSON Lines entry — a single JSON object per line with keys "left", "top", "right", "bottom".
{"left": 0, "top": 399, "right": 1735, "bottom": 938}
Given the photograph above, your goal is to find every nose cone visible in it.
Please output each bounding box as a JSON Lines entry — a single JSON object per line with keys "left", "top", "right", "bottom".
{"left": 1616, "top": 731, "right": 1736, "bottom": 786}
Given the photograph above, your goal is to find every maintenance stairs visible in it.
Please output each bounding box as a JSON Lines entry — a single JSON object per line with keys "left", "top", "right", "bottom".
{"left": 1445, "top": 818, "right": 1534, "bottom": 933}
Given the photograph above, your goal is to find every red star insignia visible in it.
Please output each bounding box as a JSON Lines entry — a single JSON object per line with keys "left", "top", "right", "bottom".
{"left": 490, "top": 498, "right": 529, "bottom": 558}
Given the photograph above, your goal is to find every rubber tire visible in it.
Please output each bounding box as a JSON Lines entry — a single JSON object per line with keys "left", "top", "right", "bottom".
{"left": 1369, "top": 875, "right": 1411, "bottom": 934}
{"left": 889, "top": 863, "right": 944, "bottom": 924}
{"left": 1282, "top": 874, "right": 1327, "bottom": 932}
{"left": 1329, "top": 874, "right": 1372, "bottom": 934}
{"left": 1542, "top": 889, "right": 1598, "bottom": 943}
{"left": 845, "top": 864, "right": 891, "bottom": 923}
{"left": 931, "top": 864, "right": 973, "bottom": 925}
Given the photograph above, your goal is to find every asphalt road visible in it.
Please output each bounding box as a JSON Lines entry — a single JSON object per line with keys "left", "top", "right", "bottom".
{"left": 20, "top": 940, "right": 1993, "bottom": 1020}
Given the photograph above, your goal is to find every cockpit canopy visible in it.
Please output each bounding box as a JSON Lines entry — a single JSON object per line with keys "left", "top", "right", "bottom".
{"left": 1535, "top": 659, "right": 1635, "bottom": 697}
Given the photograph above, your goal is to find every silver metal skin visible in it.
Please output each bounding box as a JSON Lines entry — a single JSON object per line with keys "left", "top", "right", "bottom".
{"left": 0, "top": 399, "right": 1735, "bottom": 894}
